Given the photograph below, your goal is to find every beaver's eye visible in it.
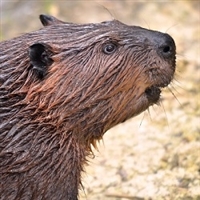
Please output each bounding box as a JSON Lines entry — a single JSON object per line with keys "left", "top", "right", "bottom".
{"left": 103, "top": 43, "right": 117, "bottom": 54}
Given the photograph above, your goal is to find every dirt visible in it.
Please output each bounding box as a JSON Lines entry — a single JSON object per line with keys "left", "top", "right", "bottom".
{"left": 0, "top": 1, "right": 199, "bottom": 200}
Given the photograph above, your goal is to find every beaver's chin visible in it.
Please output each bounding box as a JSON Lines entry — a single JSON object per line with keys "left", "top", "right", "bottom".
{"left": 145, "top": 86, "right": 161, "bottom": 105}
{"left": 144, "top": 76, "right": 172, "bottom": 105}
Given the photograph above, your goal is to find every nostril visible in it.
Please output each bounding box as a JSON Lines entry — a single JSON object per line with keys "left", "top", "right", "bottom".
{"left": 159, "top": 42, "right": 175, "bottom": 58}
{"left": 153, "top": 32, "right": 176, "bottom": 58}
{"left": 162, "top": 45, "right": 171, "bottom": 53}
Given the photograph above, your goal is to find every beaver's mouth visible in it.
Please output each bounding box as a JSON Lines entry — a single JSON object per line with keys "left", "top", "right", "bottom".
{"left": 145, "top": 86, "right": 162, "bottom": 104}
{"left": 144, "top": 75, "right": 172, "bottom": 105}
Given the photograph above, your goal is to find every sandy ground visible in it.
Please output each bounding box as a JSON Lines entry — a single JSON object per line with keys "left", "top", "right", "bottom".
{"left": 0, "top": 1, "right": 199, "bottom": 200}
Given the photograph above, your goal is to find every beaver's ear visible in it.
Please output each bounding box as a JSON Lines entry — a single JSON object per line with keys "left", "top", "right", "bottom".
{"left": 29, "top": 43, "right": 53, "bottom": 79}
{"left": 39, "top": 14, "right": 65, "bottom": 26}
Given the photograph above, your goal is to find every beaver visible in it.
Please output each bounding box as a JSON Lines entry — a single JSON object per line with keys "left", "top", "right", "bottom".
{"left": 0, "top": 14, "right": 176, "bottom": 200}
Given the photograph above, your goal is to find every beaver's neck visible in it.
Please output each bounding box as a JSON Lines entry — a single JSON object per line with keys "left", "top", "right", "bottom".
{"left": 1, "top": 123, "right": 86, "bottom": 200}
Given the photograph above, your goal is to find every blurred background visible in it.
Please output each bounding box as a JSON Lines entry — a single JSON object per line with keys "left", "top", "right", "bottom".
{"left": 0, "top": 1, "right": 199, "bottom": 200}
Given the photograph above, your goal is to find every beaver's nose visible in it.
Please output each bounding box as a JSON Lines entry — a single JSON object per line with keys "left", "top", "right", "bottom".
{"left": 156, "top": 33, "right": 176, "bottom": 59}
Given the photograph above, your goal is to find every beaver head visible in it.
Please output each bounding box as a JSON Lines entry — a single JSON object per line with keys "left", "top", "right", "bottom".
{"left": 0, "top": 15, "right": 176, "bottom": 200}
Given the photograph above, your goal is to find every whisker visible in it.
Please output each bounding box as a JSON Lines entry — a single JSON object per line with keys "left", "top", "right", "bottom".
{"left": 169, "top": 83, "right": 181, "bottom": 95}
{"left": 175, "top": 71, "right": 186, "bottom": 79}
{"left": 139, "top": 111, "right": 146, "bottom": 127}
{"left": 167, "top": 86, "right": 182, "bottom": 107}
{"left": 147, "top": 107, "right": 152, "bottom": 121}
{"left": 176, "top": 53, "right": 187, "bottom": 59}
{"left": 169, "top": 80, "right": 184, "bottom": 95}
{"left": 141, "top": 18, "right": 151, "bottom": 29}
{"left": 165, "top": 23, "right": 180, "bottom": 33}
{"left": 95, "top": 2, "right": 115, "bottom": 21}
{"left": 159, "top": 100, "right": 169, "bottom": 128}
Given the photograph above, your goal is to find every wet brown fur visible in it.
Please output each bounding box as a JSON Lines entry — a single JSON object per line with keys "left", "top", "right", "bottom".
{"left": 0, "top": 15, "right": 176, "bottom": 200}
